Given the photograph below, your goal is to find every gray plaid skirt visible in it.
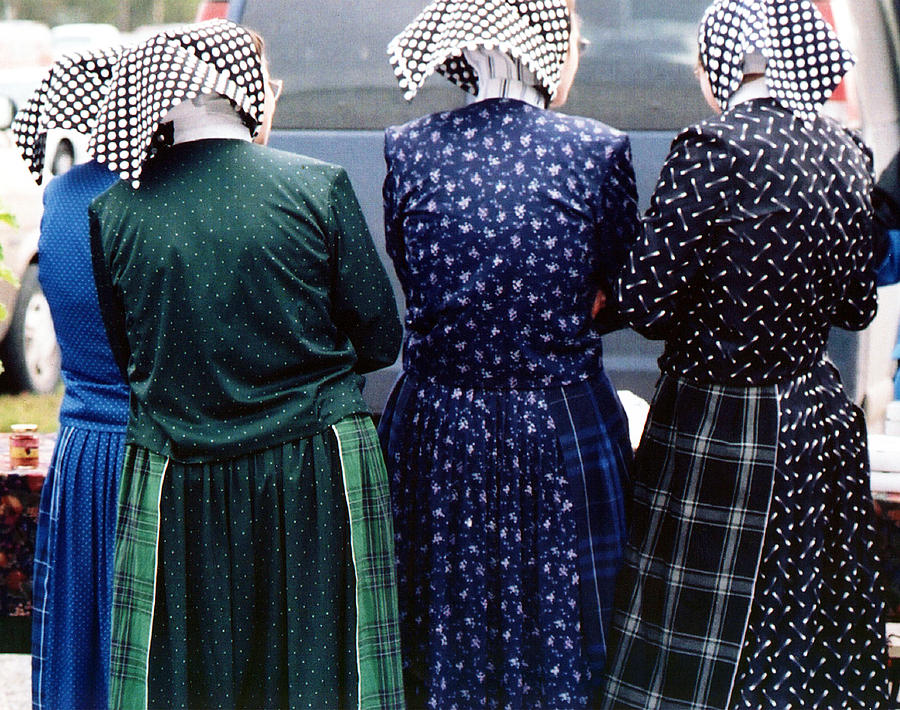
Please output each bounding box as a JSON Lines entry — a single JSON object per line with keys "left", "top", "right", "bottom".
{"left": 600, "top": 363, "right": 889, "bottom": 709}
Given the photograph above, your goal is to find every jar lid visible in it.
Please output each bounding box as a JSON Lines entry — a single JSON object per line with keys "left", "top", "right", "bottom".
{"left": 10, "top": 424, "right": 38, "bottom": 433}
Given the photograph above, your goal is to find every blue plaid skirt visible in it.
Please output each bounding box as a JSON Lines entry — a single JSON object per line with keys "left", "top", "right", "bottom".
{"left": 379, "top": 370, "right": 632, "bottom": 709}
{"left": 31, "top": 425, "right": 125, "bottom": 710}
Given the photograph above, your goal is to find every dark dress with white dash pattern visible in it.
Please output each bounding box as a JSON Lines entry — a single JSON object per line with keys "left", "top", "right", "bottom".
{"left": 599, "top": 98, "right": 890, "bottom": 710}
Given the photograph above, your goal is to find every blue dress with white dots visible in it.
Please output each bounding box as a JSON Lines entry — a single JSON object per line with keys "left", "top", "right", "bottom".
{"left": 31, "top": 160, "right": 128, "bottom": 710}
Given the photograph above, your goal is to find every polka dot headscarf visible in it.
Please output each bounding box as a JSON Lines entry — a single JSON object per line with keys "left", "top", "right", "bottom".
{"left": 11, "top": 46, "right": 123, "bottom": 185}
{"left": 698, "top": 0, "right": 854, "bottom": 120}
{"left": 387, "top": 0, "right": 572, "bottom": 102}
{"left": 88, "top": 19, "right": 266, "bottom": 187}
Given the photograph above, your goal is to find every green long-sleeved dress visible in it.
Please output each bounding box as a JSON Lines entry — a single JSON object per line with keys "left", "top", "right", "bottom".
{"left": 90, "top": 138, "right": 404, "bottom": 710}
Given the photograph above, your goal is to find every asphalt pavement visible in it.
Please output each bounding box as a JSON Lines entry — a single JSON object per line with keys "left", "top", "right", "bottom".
{"left": 0, "top": 655, "right": 29, "bottom": 710}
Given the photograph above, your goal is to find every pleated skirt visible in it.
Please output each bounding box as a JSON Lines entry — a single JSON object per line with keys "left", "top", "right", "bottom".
{"left": 379, "top": 371, "right": 632, "bottom": 710}
{"left": 600, "top": 362, "right": 889, "bottom": 709}
{"left": 108, "top": 415, "right": 404, "bottom": 710}
{"left": 31, "top": 425, "right": 125, "bottom": 710}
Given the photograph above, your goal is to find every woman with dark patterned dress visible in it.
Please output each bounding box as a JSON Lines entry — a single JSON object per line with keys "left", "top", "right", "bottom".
{"left": 379, "top": 1, "right": 640, "bottom": 707}
{"left": 599, "top": 1, "right": 890, "bottom": 708}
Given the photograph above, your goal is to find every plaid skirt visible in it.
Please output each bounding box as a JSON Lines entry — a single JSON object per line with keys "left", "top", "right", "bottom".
{"left": 107, "top": 415, "right": 403, "bottom": 710}
{"left": 599, "top": 363, "right": 889, "bottom": 709}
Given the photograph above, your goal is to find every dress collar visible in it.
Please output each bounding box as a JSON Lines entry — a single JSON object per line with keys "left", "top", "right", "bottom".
{"left": 728, "top": 76, "right": 771, "bottom": 109}
{"left": 462, "top": 48, "right": 547, "bottom": 109}
{"left": 161, "top": 93, "right": 251, "bottom": 145}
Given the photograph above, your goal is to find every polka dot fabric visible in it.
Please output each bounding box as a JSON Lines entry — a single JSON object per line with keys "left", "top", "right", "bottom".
{"left": 11, "top": 46, "right": 122, "bottom": 184}
{"left": 387, "top": 0, "right": 571, "bottom": 101}
{"left": 698, "top": 0, "right": 855, "bottom": 121}
{"left": 87, "top": 19, "right": 265, "bottom": 187}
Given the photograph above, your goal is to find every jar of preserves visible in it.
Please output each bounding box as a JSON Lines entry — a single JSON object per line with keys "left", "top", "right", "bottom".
{"left": 10, "top": 424, "right": 39, "bottom": 469}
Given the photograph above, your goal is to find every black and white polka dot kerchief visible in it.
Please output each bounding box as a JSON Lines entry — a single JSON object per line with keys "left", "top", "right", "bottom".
{"left": 698, "top": 0, "right": 854, "bottom": 121}
{"left": 87, "top": 19, "right": 265, "bottom": 188}
{"left": 11, "top": 46, "right": 123, "bottom": 185}
{"left": 387, "top": 0, "right": 571, "bottom": 102}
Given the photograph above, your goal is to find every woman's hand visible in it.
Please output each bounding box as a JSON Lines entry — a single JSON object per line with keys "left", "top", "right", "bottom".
{"left": 591, "top": 288, "right": 607, "bottom": 319}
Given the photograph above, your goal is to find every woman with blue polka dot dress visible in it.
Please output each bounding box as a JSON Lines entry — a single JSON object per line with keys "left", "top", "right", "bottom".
{"left": 12, "top": 47, "right": 127, "bottom": 710}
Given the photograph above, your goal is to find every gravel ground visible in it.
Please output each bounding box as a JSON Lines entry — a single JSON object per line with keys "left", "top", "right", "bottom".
{"left": 0, "top": 655, "right": 29, "bottom": 710}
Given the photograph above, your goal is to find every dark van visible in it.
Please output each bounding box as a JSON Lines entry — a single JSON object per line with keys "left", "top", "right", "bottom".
{"left": 226, "top": 0, "right": 900, "bottom": 422}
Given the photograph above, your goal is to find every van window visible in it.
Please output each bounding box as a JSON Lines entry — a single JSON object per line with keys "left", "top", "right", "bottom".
{"left": 241, "top": 0, "right": 712, "bottom": 131}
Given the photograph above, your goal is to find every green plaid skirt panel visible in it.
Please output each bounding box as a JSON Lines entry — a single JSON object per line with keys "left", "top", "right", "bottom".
{"left": 108, "top": 445, "right": 168, "bottom": 710}
{"left": 332, "top": 415, "right": 405, "bottom": 710}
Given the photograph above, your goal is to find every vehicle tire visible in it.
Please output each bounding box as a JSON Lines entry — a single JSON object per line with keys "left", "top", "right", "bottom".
{"left": 50, "top": 140, "right": 75, "bottom": 175}
{"left": 1, "top": 264, "right": 60, "bottom": 394}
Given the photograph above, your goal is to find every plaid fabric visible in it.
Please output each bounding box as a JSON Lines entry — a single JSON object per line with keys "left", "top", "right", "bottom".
{"left": 108, "top": 445, "right": 168, "bottom": 710}
{"left": 332, "top": 415, "right": 405, "bottom": 710}
{"left": 546, "top": 373, "right": 632, "bottom": 680}
{"left": 599, "top": 374, "right": 779, "bottom": 710}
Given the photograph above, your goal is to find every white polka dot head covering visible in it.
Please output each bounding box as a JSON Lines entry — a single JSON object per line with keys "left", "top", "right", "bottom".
{"left": 698, "top": 0, "right": 855, "bottom": 120}
{"left": 88, "top": 19, "right": 266, "bottom": 187}
{"left": 11, "top": 45, "right": 123, "bottom": 184}
{"left": 387, "top": 0, "right": 572, "bottom": 102}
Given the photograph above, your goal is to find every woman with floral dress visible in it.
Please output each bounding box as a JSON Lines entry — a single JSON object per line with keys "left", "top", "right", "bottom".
{"left": 379, "top": 1, "right": 640, "bottom": 707}
{"left": 599, "top": 1, "right": 889, "bottom": 707}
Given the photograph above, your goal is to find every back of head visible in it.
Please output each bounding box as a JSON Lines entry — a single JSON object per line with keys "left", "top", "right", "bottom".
{"left": 697, "top": 0, "right": 853, "bottom": 119}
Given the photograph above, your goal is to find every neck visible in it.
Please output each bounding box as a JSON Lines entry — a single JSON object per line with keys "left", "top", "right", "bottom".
{"left": 162, "top": 93, "right": 251, "bottom": 145}
{"left": 463, "top": 48, "right": 547, "bottom": 109}
{"left": 728, "top": 76, "right": 771, "bottom": 108}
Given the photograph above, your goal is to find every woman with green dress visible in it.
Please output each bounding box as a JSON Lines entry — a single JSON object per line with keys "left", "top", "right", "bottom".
{"left": 86, "top": 20, "right": 404, "bottom": 709}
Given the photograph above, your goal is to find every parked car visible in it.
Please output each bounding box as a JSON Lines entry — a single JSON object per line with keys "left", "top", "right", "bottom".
{"left": 229, "top": 0, "right": 899, "bottom": 419}
{"left": 0, "top": 94, "right": 59, "bottom": 393}
{"left": 0, "top": 20, "right": 52, "bottom": 68}
{"left": 50, "top": 23, "right": 121, "bottom": 60}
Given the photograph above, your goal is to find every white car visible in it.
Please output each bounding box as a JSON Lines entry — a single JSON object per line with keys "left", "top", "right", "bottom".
{"left": 0, "top": 94, "right": 60, "bottom": 394}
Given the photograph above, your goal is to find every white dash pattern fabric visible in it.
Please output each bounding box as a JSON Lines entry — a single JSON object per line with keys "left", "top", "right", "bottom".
{"left": 599, "top": 94, "right": 888, "bottom": 709}
{"left": 387, "top": 0, "right": 571, "bottom": 101}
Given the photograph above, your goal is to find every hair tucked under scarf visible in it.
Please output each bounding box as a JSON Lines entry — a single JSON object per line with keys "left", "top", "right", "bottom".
{"left": 387, "top": 0, "right": 572, "bottom": 102}
{"left": 698, "top": 0, "right": 854, "bottom": 120}
{"left": 87, "top": 19, "right": 266, "bottom": 187}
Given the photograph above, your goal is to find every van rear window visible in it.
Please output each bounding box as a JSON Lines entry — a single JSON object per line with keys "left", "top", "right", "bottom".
{"left": 241, "top": 0, "right": 712, "bottom": 131}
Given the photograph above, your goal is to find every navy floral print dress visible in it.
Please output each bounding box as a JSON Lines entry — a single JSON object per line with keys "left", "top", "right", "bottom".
{"left": 378, "top": 97, "right": 640, "bottom": 709}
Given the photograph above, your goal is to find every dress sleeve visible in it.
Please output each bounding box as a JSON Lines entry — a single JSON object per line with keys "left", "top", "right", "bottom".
{"left": 591, "top": 133, "right": 641, "bottom": 334}
{"left": 831, "top": 139, "right": 878, "bottom": 331}
{"left": 616, "top": 125, "right": 734, "bottom": 340}
{"left": 328, "top": 167, "right": 402, "bottom": 374}
{"left": 88, "top": 199, "right": 131, "bottom": 381}
{"left": 382, "top": 127, "right": 409, "bottom": 290}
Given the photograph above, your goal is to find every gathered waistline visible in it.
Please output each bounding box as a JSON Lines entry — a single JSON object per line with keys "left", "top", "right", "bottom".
{"left": 403, "top": 365, "right": 608, "bottom": 393}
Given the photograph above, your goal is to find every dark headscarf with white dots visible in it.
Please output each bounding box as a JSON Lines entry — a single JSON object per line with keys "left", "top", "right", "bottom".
{"left": 11, "top": 46, "right": 123, "bottom": 185}
{"left": 88, "top": 19, "right": 266, "bottom": 187}
{"left": 387, "top": 0, "right": 572, "bottom": 102}
{"left": 698, "top": 0, "right": 854, "bottom": 120}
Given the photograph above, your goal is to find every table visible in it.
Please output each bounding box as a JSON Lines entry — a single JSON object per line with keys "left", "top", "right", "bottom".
{"left": 0, "top": 432, "right": 55, "bottom": 652}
